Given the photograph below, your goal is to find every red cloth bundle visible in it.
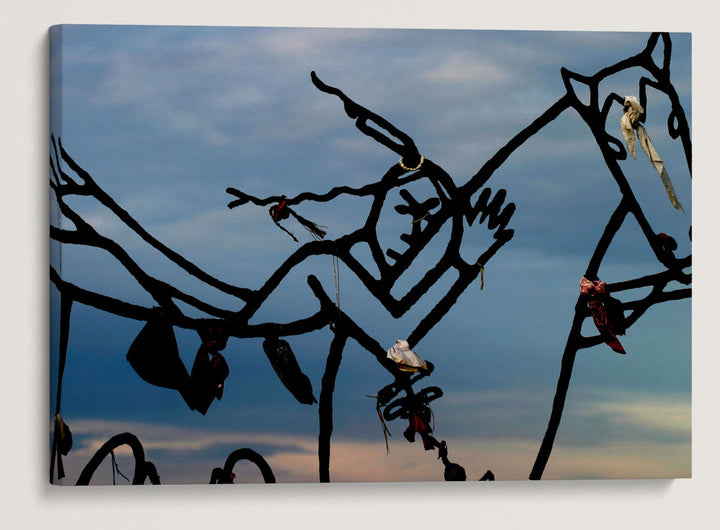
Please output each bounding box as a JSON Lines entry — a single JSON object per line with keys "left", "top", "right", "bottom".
{"left": 580, "top": 277, "right": 626, "bottom": 354}
{"left": 403, "top": 405, "right": 436, "bottom": 450}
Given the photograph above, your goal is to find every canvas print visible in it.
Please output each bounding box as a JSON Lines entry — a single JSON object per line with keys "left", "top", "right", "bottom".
{"left": 49, "top": 25, "right": 691, "bottom": 485}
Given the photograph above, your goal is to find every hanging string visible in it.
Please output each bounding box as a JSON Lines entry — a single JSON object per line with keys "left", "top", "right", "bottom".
{"left": 328, "top": 242, "right": 341, "bottom": 332}
{"left": 269, "top": 199, "right": 326, "bottom": 242}
{"left": 110, "top": 450, "right": 130, "bottom": 485}
{"left": 332, "top": 254, "right": 341, "bottom": 310}
{"left": 411, "top": 212, "right": 430, "bottom": 224}
{"left": 294, "top": 212, "right": 327, "bottom": 240}
{"left": 474, "top": 260, "right": 485, "bottom": 291}
{"left": 366, "top": 395, "right": 391, "bottom": 454}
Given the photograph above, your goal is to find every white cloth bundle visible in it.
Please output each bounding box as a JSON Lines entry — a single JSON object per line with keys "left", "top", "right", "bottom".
{"left": 620, "top": 96, "right": 683, "bottom": 211}
{"left": 386, "top": 340, "right": 428, "bottom": 373}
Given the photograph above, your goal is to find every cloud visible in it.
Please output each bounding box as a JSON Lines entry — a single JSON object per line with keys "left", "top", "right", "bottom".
{"left": 50, "top": 27, "right": 692, "bottom": 488}
{"left": 63, "top": 419, "right": 311, "bottom": 457}
{"left": 51, "top": 414, "right": 689, "bottom": 485}
{"left": 52, "top": 418, "right": 452, "bottom": 484}
{"left": 573, "top": 390, "right": 691, "bottom": 439}
{"left": 252, "top": 27, "right": 390, "bottom": 60}
{"left": 423, "top": 54, "right": 508, "bottom": 84}
{"left": 426, "top": 385, "right": 690, "bottom": 455}
{"left": 544, "top": 439, "right": 690, "bottom": 480}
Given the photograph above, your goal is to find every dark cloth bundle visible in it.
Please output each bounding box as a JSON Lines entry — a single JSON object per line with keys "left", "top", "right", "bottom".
{"left": 187, "top": 346, "right": 230, "bottom": 415}
{"left": 126, "top": 314, "right": 230, "bottom": 414}
{"left": 262, "top": 337, "right": 316, "bottom": 405}
{"left": 126, "top": 314, "right": 190, "bottom": 391}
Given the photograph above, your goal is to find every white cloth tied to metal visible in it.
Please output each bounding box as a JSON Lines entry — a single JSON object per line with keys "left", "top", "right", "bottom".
{"left": 620, "top": 96, "right": 683, "bottom": 211}
{"left": 386, "top": 339, "right": 428, "bottom": 373}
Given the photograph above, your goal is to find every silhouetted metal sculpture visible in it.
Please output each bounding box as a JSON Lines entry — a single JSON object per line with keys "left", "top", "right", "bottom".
{"left": 210, "top": 448, "right": 277, "bottom": 484}
{"left": 524, "top": 33, "right": 692, "bottom": 479}
{"left": 50, "top": 31, "right": 690, "bottom": 484}
{"left": 76, "top": 433, "right": 160, "bottom": 485}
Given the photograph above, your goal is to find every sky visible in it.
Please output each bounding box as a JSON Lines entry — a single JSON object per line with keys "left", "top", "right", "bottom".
{"left": 48, "top": 25, "right": 691, "bottom": 485}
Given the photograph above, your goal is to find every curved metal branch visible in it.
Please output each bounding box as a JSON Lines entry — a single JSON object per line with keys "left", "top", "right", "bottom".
{"left": 76, "top": 433, "right": 160, "bottom": 485}
{"left": 50, "top": 265, "right": 330, "bottom": 339}
{"left": 210, "top": 448, "right": 276, "bottom": 484}
{"left": 54, "top": 137, "right": 253, "bottom": 301}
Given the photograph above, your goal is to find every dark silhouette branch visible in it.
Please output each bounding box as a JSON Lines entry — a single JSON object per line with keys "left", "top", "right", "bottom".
{"left": 56, "top": 137, "right": 253, "bottom": 301}
{"left": 210, "top": 448, "right": 276, "bottom": 484}
{"left": 76, "top": 433, "right": 160, "bottom": 485}
{"left": 50, "top": 293, "right": 73, "bottom": 483}
{"left": 50, "top": 266, "right": 330, "bottom": 339}
{"left": 50, "top": 31, "right": 689, "bottom": 485}
{"left": 318, "top": 330, "right": 348, "bottom": 483}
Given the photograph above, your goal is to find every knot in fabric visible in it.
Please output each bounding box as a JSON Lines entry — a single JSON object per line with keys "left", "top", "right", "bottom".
{"left": 580, "top": 276, "right": 626, "bottom": 354}
{"left": 580, "top": 276, "right": 608, "bottom": 297}
{"left": 619, "top": 95, "right": 684, "bottom": 211}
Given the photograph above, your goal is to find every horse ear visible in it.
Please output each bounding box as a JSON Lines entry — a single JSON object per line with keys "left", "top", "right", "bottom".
{"left": 644, "top": 33, "right": 672, "bottom": 75}
{"left": 561, "top": 67, "right": 593, "bottom": 108}
{"left": 311, "top": 71, "right": 421, "bottom": 164}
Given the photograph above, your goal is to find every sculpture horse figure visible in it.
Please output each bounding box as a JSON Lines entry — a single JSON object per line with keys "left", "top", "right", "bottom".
{"left": 517, "top": 32, "right": 691, "bottom": 478}
{"left": 49, "top": 31, "right": 690, "bottom": 483}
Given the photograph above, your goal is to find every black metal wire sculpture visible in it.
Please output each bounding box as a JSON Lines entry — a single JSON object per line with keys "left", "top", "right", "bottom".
{"left": 75, "top": 433, "right": 160, "bottom": 485}
{"left": 210, "top": 448, "right": 277, "bottom": 484}
{"left": 49, "top": 31, "right": 690, "bottom": 484}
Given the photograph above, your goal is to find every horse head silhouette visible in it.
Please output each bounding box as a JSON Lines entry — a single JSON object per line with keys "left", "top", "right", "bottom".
{"left": 562, "top": 33, "right": 690, "bottom": 175}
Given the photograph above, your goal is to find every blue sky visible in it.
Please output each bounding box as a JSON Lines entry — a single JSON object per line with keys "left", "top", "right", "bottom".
{"left": 49, "top": 26, "right": 691, "bottom": 484}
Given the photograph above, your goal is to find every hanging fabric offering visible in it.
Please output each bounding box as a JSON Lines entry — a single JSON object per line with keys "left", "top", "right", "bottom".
{"left": 656, "top": 232, "right": 678, "bottom": 262}
{"left": 197, "top": 321, "right": 230, "bottom": 352}
{"left": 386, "top": 340, "right": 429, "bottom": 373}
{"left": 269, "top": 198, "right": 327, "bottom": 242}
{"left": 53, "top": 414, "right": 73, "bottom": 480}
{"left": 126, "top": 315, "right": 233, "bottom": 414}
{"left": 366, "top": 394, "right": 392, "bottom": 455}
{"left": 127, "top": 316, "right": 232, "bottom": 414}
{"left": 262, "top": 337, "right": 317, "bottom": 405}
{"left": 620, "top": 96, "right": 683, "bottom": 211}
{"left": 403, "top": 404, "right": 436, "bottom": 450}
{"left": 126, "top": 313, "right": 190, "bottom": 391}
{"left": 580, "top": 276, "right": 626, "bottom": 354}
{"left": 184, "top": 323, "right": 231, "bottom": 414}
{"left": 186, "top": 345, "right": 230, "bottom": 415}
{"left": 54, "top": 414, "right": 73, "bottom": 456}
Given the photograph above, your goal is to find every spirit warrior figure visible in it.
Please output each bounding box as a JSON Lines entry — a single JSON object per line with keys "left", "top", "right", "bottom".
{"left": 49, "top": 69, "right": 516, "bottom": 480}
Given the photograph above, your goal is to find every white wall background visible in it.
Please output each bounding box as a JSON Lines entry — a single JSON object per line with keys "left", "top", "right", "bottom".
{"left": 2, "top": 1, "right": 717, "bottom": 528}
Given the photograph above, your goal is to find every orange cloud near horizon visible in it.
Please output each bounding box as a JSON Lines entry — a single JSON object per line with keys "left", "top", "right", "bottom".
{"left": 50, "top": 414, "right": 689, "bottom": 485}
